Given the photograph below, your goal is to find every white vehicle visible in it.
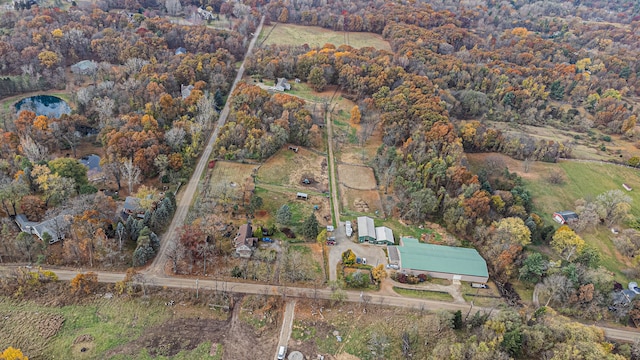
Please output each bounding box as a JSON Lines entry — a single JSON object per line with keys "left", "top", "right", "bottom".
{"left": 362, "top": 258, "right": 367, "bottom": 265}
{"left": 386, "top": 264, "right": 399, "bottom": 270}
{"left": 629, "top": 282, "right": 640, "bottom": 295}
{"left": 327, "top": 225, "right": 335, "bottom": 232}
{"left": 277, "top": 346, "right": 287, "bottom": 360}
{"left": 346, "top": 227, "right": 353, "bottom": 237}
{"left": 345, "top": 221, "right": 352, "bottom": 228}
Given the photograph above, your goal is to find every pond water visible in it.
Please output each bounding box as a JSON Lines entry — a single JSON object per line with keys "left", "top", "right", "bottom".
{"left": 15, "top": 95, "right": 71, "bottom": 118}
{"left": 80, "top": 154, "right": 101, "bottom": 171}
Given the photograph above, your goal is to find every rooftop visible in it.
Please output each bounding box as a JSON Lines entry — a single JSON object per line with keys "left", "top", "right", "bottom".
{"left": 398, "top": 237, "right": 488, "bottom": 278}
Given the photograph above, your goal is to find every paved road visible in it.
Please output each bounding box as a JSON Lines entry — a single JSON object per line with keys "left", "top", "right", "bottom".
{"left": 3, "top": 266, "right": 640, "bottom": 342}
{"left": 274, "top": 300, "right": 296, "bottom": 360}
{"left": 149, "top": 15, "right": 266, "bottom": 274}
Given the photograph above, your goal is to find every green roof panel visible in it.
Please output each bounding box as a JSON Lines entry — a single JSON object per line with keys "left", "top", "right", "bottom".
{"left": 398, "top": 237, "right": 488, "bottom": 278}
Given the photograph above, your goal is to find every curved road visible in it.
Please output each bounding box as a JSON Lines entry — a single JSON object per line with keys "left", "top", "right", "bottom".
{"left": 149, "top": 16, "right": 266, "bottom": 274}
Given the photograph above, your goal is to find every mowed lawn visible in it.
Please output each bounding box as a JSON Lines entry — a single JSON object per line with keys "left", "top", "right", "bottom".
{"left": 260, "top": 23, "right": 391, "bottom": 51}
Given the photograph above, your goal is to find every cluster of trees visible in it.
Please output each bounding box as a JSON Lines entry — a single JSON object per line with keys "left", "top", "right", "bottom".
{"left": 213, "top": 83, "right": 315, "bottom": 160}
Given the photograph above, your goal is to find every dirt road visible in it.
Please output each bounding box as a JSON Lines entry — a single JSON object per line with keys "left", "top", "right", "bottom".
{"left": 4, "top": 266, "right": 640, "bottom": 343}
{"left": 149, "top": 16, "right": 266, "bottom": 274}
{"left": 326, "top": 113, "right": 341, "bottom": 227}
{"left": 274, "top": 300, "right": 296, "bottom": 360}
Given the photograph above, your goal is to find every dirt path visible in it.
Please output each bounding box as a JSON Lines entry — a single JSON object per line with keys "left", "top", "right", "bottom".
{"left": 327, "top": 113, "right": 341, "bottom": 226}
{"left": 148, "top": 15, "right": 265, "bottom": 275}
{"left": 274, "top": 300, "right": 296, "bottom": 360}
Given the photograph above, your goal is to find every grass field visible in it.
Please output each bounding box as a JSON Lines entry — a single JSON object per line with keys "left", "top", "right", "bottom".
{"left": 0, "top": 296, "right": 172, "bottom": 359}
{"left": 392, "top": 287, "right": 454, "bottom": 302}
{"left": 467, "top": 153, "right": 640, "bottom": 283}
{"left": 260, "top": 23, "right": 391, "bottom": 51}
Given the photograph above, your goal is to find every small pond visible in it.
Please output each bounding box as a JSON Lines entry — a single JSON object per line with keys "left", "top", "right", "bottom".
{"left": 15, "top": 95, "right": 71, "bottom": 118}
{"left": 80, "top": 154, "right": 101, "bottom": 171}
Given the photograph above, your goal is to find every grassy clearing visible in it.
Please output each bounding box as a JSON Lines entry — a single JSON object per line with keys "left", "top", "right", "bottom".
{"left": 0, "top": 296, "right": 172, "bottom": 360}
{"left": 255, "top": 186, "right": 314, "bottom": 226}
{"left": 468, "top": 153, "right": 640, "bottom": 284}
{"left": 392, "top": 287, "right": 454, "bottom": 302}
{"left": 288, "top": 82, "right": 333, "bottom": 103}
{"left": 460, "top": 283, "right": 504, "bottom": 307}
{"left": 261, "top": 23, "right": 391, "bottom": 51}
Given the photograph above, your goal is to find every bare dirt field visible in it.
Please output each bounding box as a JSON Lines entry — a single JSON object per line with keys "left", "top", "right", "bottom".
{"left": 260, "top": 23, "right": 391, "bottom": 51}
{"left": 337, "top": 164, "right": 377, "bottom": 190}
{"left": 208, "top": 161, "right": 258, "bottom": 188}
{"left": 339, "top": 185, "right": 383, "bottom": 215}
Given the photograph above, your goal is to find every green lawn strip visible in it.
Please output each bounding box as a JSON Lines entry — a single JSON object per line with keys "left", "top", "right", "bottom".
{"left": 392, "top": 287, "right": 454, "bottom": 302}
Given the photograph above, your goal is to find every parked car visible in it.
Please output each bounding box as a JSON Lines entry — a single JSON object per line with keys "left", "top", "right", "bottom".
{"left": 262, "top": 237, "right": 273, "bottom": 243}
{"left": 471, "top": 283, "right": 489, "bottom": 289}
{"left": 356, "top": 257, "right": 362, "bottom": 264}
{"left": 327, "top": 225, "right": 335, "bottom": 232}
{"left": 277, "top": 346, "right": 287, "bottom": 360}
{"left": 362, "top": 258, "right": 367, "bottom": 264}
{"left": 345, "top": 221, "right": 352, "bottom": 228}
{"left": 326, "top": 240, "right": 336, "bottom": 245}
{"left": 629, "top": 282, "right": 640, "bottom": 295}
{"left": 386, "top": 264, "right": 399, "bottom": 270}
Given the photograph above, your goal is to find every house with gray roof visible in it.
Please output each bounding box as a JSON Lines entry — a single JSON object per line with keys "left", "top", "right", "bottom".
{"left": 15, "top": 214, "right": 70, "bottom": 244}
{"left": 396, "top": 236, "right": 489, "bottom": 283}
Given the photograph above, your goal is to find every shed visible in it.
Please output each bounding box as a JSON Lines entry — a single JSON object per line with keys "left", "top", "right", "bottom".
{"left": 296, "top": 192, "right": 308, "bottom": 200}
{"left": 175, "top": 47, "right": 187, "bottom": 55}
{"left": 387, "top": 245, "right": 400, "bottom": 265}
{"left": 374, "top": 226, "right": 394, "bottom": 245}
{"left": 553, "top": 211, "right": 579, "bottom": 224}
{"left": 357, "top": 216, "right": 376, "bottom": 243}
{"left": 397, "top": 237, "right": 489, "bottom": 283}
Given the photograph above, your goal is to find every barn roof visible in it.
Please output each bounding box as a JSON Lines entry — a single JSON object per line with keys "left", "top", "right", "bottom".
{"left": 398, "top": 237, "right": 488, "bottom": 278}
{"left": 357, "top": 216, "right": 375, "bottom": 239}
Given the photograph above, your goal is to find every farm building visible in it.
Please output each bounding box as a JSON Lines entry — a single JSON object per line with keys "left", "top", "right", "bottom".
{"left": 395, "top": 237, "right": 489, "bottom": 283}
{"left": 553, "top": 211, "right": 579, "bottom": 224}
{"left": 15, "top": 214, "right": 70, "bottom": 244}
{"left": 234, "top": 224, "right": 258, "bottom": 258}
{"left": 374, "top": 226, "right": 394, "bottom": 245}
{"left": 357, "top": 216, "right": 376, "bottom": 243}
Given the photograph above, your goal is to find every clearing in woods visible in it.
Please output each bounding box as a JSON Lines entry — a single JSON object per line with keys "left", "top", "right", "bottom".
{"left": 337, "top": 164, "right": 377, "bottom": 190}
{"left": 260, "top": 23, "right": 391, "bottom": 51}
{"left": 466, "top": 152, "right": 640, "bottom": 284}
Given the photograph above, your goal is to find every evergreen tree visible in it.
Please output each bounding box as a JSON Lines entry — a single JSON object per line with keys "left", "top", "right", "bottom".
{"left": 301, "top": 213, "right": 320, "bottom": 240}
{"left": 276, "top": 204, "right": 292, "bottom": 225}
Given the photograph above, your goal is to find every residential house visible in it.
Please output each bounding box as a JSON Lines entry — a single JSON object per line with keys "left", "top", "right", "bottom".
{"left": 175, "top": 47, "right": 187, "bottom": 56}
{"left": 553, "top": 211, "right": 579, "bottom": 224}
{"left": 374, "top": 226, "right": 394, "bottom": 245}
{"left": 395, "top": 236, "right": 489, "bottom": 283}
{"left": 234, "top": 223, "right": 257, "bottom": 258}
{"left": 15, "top": 214, "right": 70, "bottom": 244}
{"left": 357, "top": 216, "right": 376, "bottom": 243}
{"left": 197, "top": 7, "right": 215, "bottom": 20}
{"left": 272, "top": 78, "right": 291, "bottom": 91}
{"left": 123, "top": 196, "right": 145, "bottom": 219}
{"left": 181, "top": 84, "right": 194, "bottom": 99}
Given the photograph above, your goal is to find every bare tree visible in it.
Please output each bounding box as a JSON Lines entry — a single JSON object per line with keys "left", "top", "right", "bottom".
{"left": 121, "top": 159, "right": 141, "bottom": 194}
{"left": 540, "top": 274, "right": 573, "bottom": 307}
{"left": 196, "top": 242, "right": 215, "bottom": 275}
{"left": 165, "top": 0, "right": 182, "bottom": 15}
{"left": 20, "top": 135, "right": 49, "bottom": 163}
{"left": 166, "top": 241, "right": 185, "bottom": 274}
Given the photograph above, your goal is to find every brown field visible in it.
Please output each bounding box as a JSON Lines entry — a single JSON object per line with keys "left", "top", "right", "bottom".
{"left": 256, "top": 146, "right": 329, "bottom": 192}
{"left": 337, "top": 164, "right": 377, "bottom": 190}
{"left": 334, "top": 119, "right": 385, "bottom": 166}
{"left": 260, "top": 23, "right": 391, "bottom": 51}
{"left": 486, "top": 121, "right": 640, "bottom": 162}
{"left": 339, "top": 185, "right": 383, "bottom": 215}
{"left": 208, "top": 161, "right": 258, "bottom": 187}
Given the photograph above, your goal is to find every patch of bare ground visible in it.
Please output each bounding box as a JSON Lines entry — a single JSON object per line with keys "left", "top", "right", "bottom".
{"left": 337, "top": 164, "right": 377, "bottom": 190}
{"left": 106, "top": 295, "right": 279, "bottom": 359}
{"left": 339, "top": 185, "right": 382, "bottom": 215}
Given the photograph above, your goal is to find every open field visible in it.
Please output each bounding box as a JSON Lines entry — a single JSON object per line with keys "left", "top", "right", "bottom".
{"left": 208, "top": 161, "right": 257, "bottom": 188}
{"left": 259, "top": 23, "right": 391, "bottom": 51}
{"left": 486, "top": 121, "right": 640, "bottom": 162}
{"left": 339, "top": 185, "right": 383, "bottom": 216}
{"left": 254, "top": 186, "right": 330, "bottom": 228}
{"left": 256, "top": 146, "right": 329, "bottom": 192}
{"left": 337, "top": 164, "right": 377, "bottom": 190}
{"left": 466, "top": 152, "right": 640, "bottom": 283}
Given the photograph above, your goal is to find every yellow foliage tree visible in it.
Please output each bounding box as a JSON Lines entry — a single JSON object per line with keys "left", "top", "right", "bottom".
{"left": 278, "top": 7, "right": 289, "bottom": 23}
{"left": 350, "top": 105, "right": 361, "bottom": 124}
{"left": 1, "top": 347, "right": 28, "bottom": 360}
{"left": 51, "top": 28, "right": 63, "bottom": 39}
{"left": 372, "top": 264, "right": 387, "bottom": 283}
{"left": 551, "top": 225, "right": 585, "bottom": 262}
{"left": 38, "top": 50, "right": 59, "bottom": 68}
{"left": 70, "top": 272, "right": 98, "bottom": 295}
